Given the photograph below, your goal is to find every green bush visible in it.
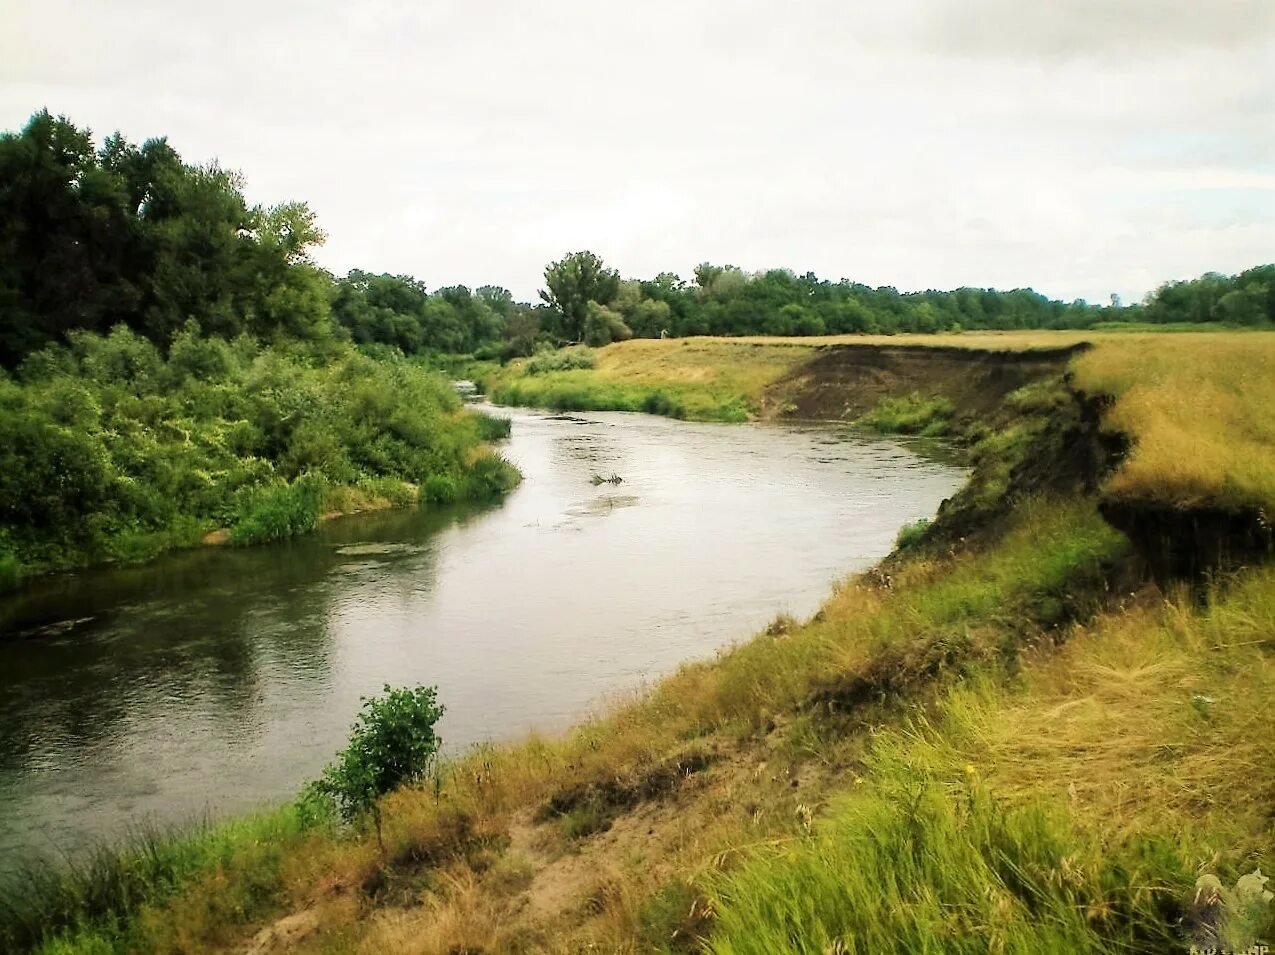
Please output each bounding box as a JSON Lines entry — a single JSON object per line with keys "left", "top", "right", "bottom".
{"left": 308, "top": 685, "right": 445, "bottom": 825}
{"left": 0, "top": 545, "right": 21, "bottom": 591}
{"left": 229, "top": 475, "right": 324, "bottom": 545}
{"left": 524, "top": 347, "right": 596, "bottom": 375}
{"left": 895, "top": 517, "right": 931, "bottom": 549}
{"left": 640, "top": 390, "right": 688, "bottom": 419}
{"left": 859, "top": 392, "right": 955, "bottom": 435}
{"left": 464, "top": 453, "right": 520, "bottom": 499}
{"left": 0, "top": 328, "right": 521, "bottom": 576}
{"left": 422, "top": 474, "right": 459, "bottom": 505}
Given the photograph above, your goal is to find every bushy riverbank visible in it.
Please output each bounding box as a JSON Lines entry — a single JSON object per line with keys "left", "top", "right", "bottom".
{"left": 5, "top": 332, "right": 1274, "bottom": 954}
{"left": 0, "top": 327, "right": 517, "bottom": 588}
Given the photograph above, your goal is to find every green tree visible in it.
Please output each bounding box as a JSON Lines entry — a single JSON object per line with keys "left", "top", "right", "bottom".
{"left": 540, "top": 251, "right": 620, "bottom": 341}
{"left": 582, "top": 301, "right": 633, "bottom": 346}
{"left": 309, "top": 685, "right": 445, "bottom": 846}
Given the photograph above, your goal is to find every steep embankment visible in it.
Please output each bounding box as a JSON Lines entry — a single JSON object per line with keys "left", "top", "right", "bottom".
{"left": 761, "top": 341, "right": 1080, "bottom": 421}
{"left": 8, "top": 333, "right": 1274, "bottom": 955}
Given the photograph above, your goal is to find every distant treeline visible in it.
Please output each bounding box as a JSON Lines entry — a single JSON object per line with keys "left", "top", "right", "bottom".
{"left": 3, "top": 109, "right": 1274, "bottom": 372}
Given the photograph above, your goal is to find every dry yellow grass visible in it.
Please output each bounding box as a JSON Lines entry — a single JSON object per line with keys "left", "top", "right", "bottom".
{"left": 1071, "top": 333, "right": 1275, "bottom": 511}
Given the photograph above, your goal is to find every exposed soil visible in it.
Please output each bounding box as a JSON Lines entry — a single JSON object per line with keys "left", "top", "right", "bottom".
{"left": 1101, "top": 498, "right": 1275, "bottom": 582}
{"left": 762, "top": 342, "right": 1084, "bottom": 422}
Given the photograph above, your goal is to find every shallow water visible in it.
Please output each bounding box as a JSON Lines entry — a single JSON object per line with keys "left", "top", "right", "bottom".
{"left": 0, "top": 407, "right": 964, "bottom": 866}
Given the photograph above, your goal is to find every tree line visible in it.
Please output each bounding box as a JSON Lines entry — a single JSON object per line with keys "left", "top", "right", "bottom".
{"left": 3, "top": 109, "right": 1273, "bottom": 373}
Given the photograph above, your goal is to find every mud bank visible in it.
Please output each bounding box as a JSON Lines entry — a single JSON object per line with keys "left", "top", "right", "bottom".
{"left": 763, "top": 342, "right": 1085, "bottom": 421}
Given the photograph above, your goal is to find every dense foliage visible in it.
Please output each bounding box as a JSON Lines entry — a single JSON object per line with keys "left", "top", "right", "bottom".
{"left": 0, "top": 111, "right": 332, "bottom": 366}
{"left": 0, "top": 326, "right": 517, "bottom": 584}
{"left": 308, "top": 684, "right": 445, "bottom": 825}
{"left": 330, "top": 271, "right": 521, "bottom": 357}
{"left": 1140, "top": 264, "right": 1275, "bottom": 326}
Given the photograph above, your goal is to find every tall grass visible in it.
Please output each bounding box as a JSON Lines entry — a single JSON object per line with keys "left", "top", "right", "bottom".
{"left": 228, "top": 474, "right": 324, "bottom": 544}
{"left": 703, "top": 564, "right": 1275, "bottom": 954}
{"left": 1072, "top": 332, "right": 1275, "bottom": 511}
{"left": 858, "top": 392, "right": 954, "bottom": 435}
{"left": 0, "top": 808, "right": 317, "bottom": 954}
{"left": 706, "top": 782, "right": 1189, "bottom": 954}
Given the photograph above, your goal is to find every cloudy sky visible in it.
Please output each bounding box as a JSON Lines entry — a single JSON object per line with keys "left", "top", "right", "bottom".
{"left": 3, "top": 0, "right": 1273, "bottom": 303}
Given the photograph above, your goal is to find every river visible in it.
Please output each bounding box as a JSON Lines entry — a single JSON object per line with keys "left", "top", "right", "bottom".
{"left": 0, "top": 406, "right": 965, "bottom": 867}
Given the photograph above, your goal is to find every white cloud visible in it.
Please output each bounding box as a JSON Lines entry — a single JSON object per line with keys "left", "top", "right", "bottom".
{"left": 2, "top": 0, "right": 1272, "bottom": 303}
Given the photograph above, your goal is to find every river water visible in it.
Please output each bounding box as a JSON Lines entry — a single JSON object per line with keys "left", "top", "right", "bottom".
{"left": 0, "top": 406, "right": 964, "bottom": 867}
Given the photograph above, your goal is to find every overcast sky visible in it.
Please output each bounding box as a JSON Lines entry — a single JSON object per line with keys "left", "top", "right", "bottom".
{"left": 3, "top": 0, "right": 1273, "bottom": 303}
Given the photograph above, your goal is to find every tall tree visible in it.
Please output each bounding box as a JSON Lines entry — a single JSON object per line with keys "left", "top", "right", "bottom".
{"left": 540, "top": 251, "right": 619, "bottom": 341}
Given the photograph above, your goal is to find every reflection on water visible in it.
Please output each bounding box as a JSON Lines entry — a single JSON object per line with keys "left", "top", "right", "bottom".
{"left": 0, "top": 407, "right": 965, "bottom": 867}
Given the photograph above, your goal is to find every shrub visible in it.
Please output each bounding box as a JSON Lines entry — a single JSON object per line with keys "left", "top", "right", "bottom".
{"left": 640, "top": 390, "right": 688, "bottom": 419}
{"left": 859, "top": 393, "right": 954, "bottom": 435}
{"left": 422, "top": 474, "right": 459, "bottom": 505}
{"left": 524, "top": 347, "right": 596, "bottom": 376}
{"left": 0, "top": 330, "right": 521, "bottom": 577}
{"left": 463, "top": 453, "right": 520, "bottom": 499}
{"left": 895, "top": 517, "right": 931, "bottom": 549}
{"left": 308, "top": 685, "right": 445, "bottom": 829}
{"left": 0, "top": 545, "right": 21, "bottom": 591}
{"left": 229, "top": 474, "right": 324, "bottom": 545}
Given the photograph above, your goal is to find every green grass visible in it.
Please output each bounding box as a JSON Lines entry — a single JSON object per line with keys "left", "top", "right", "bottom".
{"left": 488, "top": 339, "right": 813, "bottom": 422}
{"left": 858, "top": 392, "right": 955, "bottom": 436}
{"left": 0, "top": 807, "right": 320, "bottom": 955}
{"left": 705, "top": 780, "right": 1189, "bottom": 954}
{"left": 894, "top": 517, "right": 930, "bottom": 549}
{"left": 702, "top": 559, "right": 1275, "bottom": 954}
{"left": 228, "top": 474, "right": 324, "bottom": 544}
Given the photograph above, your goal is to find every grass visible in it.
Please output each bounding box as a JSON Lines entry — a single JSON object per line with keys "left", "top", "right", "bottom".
{"left": 706, "top": 568, "right": 1275, "bottom": 954}
{"left": 10, "top": 329, "right": 1275, "bottom": 953}
{"left": 1072, "top": 333, "right": 1275, "bottom": 512}
{"left": 894, "top": 516, "right": 930, "bottom": 549}
{"left": 858, "top": 392, "right": 954, "bottom": 435}
{"left": 489, "top": 339, "right": 818, "bottom": 421}
{"left": 0, "top": 807, "right": 319, "bottom": 954}
{"left": 705, "top": 783, "right": 1190, "bottom": 954}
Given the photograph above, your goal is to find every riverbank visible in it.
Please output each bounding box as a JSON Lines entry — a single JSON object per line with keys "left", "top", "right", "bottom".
{"left": 5, "top": 332, "right": 1274, "bottom": 954}
{"left": 0, "top": 334, "right": 521, "bottom": 592}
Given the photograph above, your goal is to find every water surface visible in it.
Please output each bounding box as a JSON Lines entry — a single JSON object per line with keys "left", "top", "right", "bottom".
{"left": 0, "top": 407, "right": 964, "bottom": 865}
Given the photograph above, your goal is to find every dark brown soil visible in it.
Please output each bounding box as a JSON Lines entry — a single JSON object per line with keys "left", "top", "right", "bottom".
{"left": 763, "top": 343, "right": 1084, "bottom": 421}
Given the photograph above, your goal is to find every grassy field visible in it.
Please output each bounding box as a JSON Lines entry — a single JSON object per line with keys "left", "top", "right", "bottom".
{"left": 487, "top": 339, "right": 821, "bottom": 421}
{"left": 1072, "top": 334, "right": 1275, "bottom": 512}
{"left": 8, "top": 330, "right": 1274, "bottom": 954}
